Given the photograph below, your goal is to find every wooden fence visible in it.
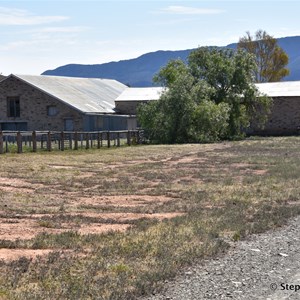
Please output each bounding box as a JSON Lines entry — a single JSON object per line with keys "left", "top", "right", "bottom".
{"left": 0, "top": 130, "right": 143, "bottom": 154}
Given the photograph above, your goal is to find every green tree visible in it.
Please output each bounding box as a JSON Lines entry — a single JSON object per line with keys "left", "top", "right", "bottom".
{"left": 191, "top": 100, "right": 230, "bottom": 142}
{"left": 188, "top": 47, "right": 271, "bottom": 137}
{"left": 139, "top": 71, "right": 197, "bottom": 144}
{"left": 238, "top": 29, "right": 289, "bottom": 82}
{"left": 153, "top": 59, "right": 189, "bottom": 87}
{"left": 138, "top": 47, "right": 272, "bottom": 143}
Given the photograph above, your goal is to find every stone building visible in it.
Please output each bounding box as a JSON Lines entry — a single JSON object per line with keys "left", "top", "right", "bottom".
{"left": 253, "top": 81, "right": 300, "bottom": 135}
{"left": 0, "top": 74, "right": 300, "bottom": 135}
{"left": 116, "top": 82, "right": 300, "bottom": 136}
{"left": 0, "top": 74, "right": 129, "bottom": 131}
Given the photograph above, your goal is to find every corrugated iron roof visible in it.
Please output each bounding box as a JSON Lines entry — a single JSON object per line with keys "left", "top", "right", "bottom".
{"left": 12, "top": 74, "right": 127, "bottom": 114}
{"left": 255, "top": 81, "right": 300, "bottom": 97}
{"left": 116, "top": 82, "right": 300, "bottom": 102}
{"left": 115, "top": 87, "right": 165, "bottom": 101}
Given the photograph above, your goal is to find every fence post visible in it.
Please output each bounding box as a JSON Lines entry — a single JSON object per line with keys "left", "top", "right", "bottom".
{"left": 97, "top": 132, "right": 101, "bottom": 149}
{"left": 5, "top": 136, "right": 8, "bottom": 153}
{"left": 107, "top": 131, "right": 110, "bottom": 148}
{"left": 47, "top": 131, "right": 52, "bottom": 151}
{"left": 85, "top": 132, "right": 90, "bottom": 149}
{"left": 69, "top": 134, "right": 72, "bottom": 149}
{"left": 117, "top": 132, "right": 120, "bottom": 147}
{"left": 61, "top": 131, "right": 65, "bottom": 151}
{"left": 74, "top": 131, "right": 78, "bottom": 150}
{"left": 17, "top": 131, "right": 22, "bottom": 153}
{"left": 31, "top": 131, "right": 36, "bottom": 152}
{"left": 127, "top": 130, "right": 131, "bottom": 146}
{"left": 136, "top": 130, "right": 140, "bottom": 144}
{"left": 0, "top": 131, "right": 3, "bottom": 154}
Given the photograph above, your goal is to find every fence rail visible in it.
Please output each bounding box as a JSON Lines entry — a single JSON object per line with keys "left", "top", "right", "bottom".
{"left": 0, "top": 130, "right": 143, "bottom": 154}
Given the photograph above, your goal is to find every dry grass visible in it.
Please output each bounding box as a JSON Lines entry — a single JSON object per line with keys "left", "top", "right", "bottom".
{"left": 0, "top": 137, "right": 300, "bottom": 299}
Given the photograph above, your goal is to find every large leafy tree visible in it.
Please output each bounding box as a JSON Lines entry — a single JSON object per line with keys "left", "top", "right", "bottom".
{"left": 138, "top": 47, "right": 271, "bottom": 143}
{"left": 188, "top": 47, "right": 271, "bottom": 137}
{"left": 139, "top": 58, "right": 230, "bottom": 143}
{"left": 238, "top": 30, "right": 289, "bottom": 82}
{"left": 138, "top": 71, "right": 194, "bottom": 144}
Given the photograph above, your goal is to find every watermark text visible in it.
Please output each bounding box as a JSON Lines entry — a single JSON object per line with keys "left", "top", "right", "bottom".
{"left": 270, "top": 283, "right": 300, "bottom": 292}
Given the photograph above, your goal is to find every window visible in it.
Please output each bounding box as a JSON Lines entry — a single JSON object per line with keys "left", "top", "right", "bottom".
{"left": 64, "top": 118, "right": 74, "bottom": 131}
{"left": 7, "top": 97, "right": 20, "bottom": 117}
{"left": 47, "top": 105, "right": 58, "bottom": 116}
{"left": 94, "top": 116, "right": 103, "bottom": 130}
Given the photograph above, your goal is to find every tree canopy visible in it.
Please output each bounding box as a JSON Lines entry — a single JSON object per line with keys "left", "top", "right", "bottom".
{"left": 137, "top": 47, "right": 272, "bottom": 144}
{"left": 238, "top": 30, "right": 289, "bottom": 82}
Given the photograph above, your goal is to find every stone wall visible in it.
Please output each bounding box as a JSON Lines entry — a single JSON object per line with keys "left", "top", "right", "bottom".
{"left": 252, "top": 97, "right": 300, "bottom": 135}
{"left": 0, "top": 76, "right": 84, "bottom": 131}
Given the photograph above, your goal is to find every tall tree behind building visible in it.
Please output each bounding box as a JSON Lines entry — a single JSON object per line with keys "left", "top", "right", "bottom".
{"left": 238, "top": 30, "right": 289, "bottom": 82}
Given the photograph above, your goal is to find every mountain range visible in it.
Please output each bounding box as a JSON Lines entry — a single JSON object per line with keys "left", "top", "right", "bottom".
{"left": 42, "top": 36, "right": 300, "bottom": 87}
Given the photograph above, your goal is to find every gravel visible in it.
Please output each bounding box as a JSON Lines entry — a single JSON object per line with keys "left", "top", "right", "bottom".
{"left": 143, "top": 215, "right": 300, "bottom": 300}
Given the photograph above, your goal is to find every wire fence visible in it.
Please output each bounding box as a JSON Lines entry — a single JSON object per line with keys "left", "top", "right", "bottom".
{"left": 0, "top": 130, "right": 144, "bottom": 154}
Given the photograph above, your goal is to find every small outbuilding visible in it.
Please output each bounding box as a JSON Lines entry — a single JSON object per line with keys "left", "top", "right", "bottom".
{"left": 115, "top": 87, "right": 164, "bottom": 115}
{"left": 115, "top": 87, "right": 164, "bottom": 129}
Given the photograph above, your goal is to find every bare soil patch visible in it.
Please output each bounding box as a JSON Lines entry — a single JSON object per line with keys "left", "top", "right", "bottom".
{"left": 0, "top": 249, "right": 53, "bottom": 262}
{"left": 231, "top": 162, "right": 268, "bottom": 175}
{"left": 0, "top": 177, "right": 44, "bottom": 194}
{"left": 0, "top": 218, "right": 66, "bottom": 240}
{"left": 0, "top": 212, "right": 183, "bottom": 241}
{"left": 74, "top": 194, "right": 175, "bottom": 208}
{"left": 164, "top": 155, "right": 207, "bottom": 167}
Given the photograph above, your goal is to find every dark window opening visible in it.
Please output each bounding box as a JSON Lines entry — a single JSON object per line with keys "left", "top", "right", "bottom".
{"left": 47, "top": 105, "right": 58, "bottom": 116}
{"left": 7, "top": 97, "right": 20, "bottom": 117}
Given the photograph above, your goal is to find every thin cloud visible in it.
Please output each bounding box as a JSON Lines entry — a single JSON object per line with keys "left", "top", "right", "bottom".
{"left": 30, "top": 26, "right": 89, "bottom": 34}
{"left": 0, "top": 39, "right": 65, "bottom": 51}
{"left": 0, "top": 36, "right": 82, "bottom": 54}
{"left": 0, "top": 7, "right": 69, "bottom": 25}
{"left": 158, "top": 6, "right": 224, "bottom": 15}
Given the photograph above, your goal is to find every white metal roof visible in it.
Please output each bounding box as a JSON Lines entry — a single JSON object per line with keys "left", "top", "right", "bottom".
{"left": 115, "top": 82, "right": 300, "bottom": 102}
{"left": 12, "top": 74, "right": 127, "bottom": 114}
{"left": 115, "top": 87, "right": 165, "bottom": 101}
{"left": 255, "top": 81, "right": 300, "bottom": 97}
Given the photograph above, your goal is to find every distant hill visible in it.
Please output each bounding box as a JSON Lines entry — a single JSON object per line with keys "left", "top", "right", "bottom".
{"left": 42, "top": 36, "right": 300, "bottom": 87}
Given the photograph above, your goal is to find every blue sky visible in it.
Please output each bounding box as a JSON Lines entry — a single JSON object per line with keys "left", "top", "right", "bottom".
{"left": 0, "top": 0, "right": 299, "bottom": 75}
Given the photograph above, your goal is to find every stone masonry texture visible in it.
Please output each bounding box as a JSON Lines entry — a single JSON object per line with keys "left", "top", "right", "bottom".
{"left": 0, "top": 76, "right": 84, "bottom": 131}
